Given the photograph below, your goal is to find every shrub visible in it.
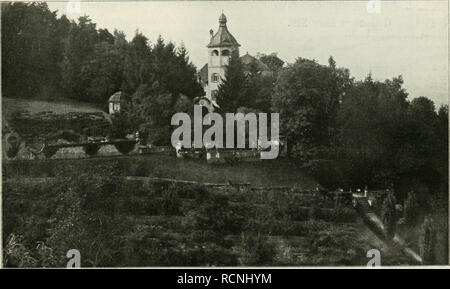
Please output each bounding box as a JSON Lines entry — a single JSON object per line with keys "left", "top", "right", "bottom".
{"left": 306, "top": 223, "right": 367, "bottom": 265}
{"left": 192, "top": 192, "right": 245, "bottom": 234}
{"left": 419, "top": 215, "right": 437, "bottom": 264}
{"left": 303, "top": 159, "right": 344, "bottom": 190}
{"left": 381, "top": 192, "right": 397, "bottom": 240}
{"left": 403, "top": 191, "right": 420, "bottom": 226}
{"left": 4, "top": 234, "right": 38, "bottom": 268}
{"left": 239, "top": 234, "right": 277, "bottom": 266}
{"left": 161, "top": 189, "right": 182, "bottom": 216}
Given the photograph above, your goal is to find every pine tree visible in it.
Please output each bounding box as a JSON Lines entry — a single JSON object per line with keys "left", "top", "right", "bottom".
{"left": 216, "top": 52, "right": 248, "bottom": 112}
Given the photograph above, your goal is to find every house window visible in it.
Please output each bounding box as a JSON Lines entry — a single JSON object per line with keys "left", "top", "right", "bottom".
{"left": 221, "top": 49, "right": 230, "bottom": 56}
{"left": 211, "top": 50, "right": 219, "bottom": 56}
{"left": 211, "top": 73, "right": 219, "bottom": 83}
{"left": 211, "top": 90, "right": 218, "bottom": 100}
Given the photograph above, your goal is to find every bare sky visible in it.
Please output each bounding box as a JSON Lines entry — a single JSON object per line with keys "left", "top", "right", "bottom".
{"left": 47, "top": 1, "right": 448, "bottom": 106}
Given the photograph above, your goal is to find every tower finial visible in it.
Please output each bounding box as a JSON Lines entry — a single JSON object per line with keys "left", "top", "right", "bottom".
{"left": 219, "top": 12, "right": 227, "bottom": 26}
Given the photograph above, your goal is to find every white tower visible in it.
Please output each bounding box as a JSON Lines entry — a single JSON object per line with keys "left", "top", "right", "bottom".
{"left": 206, "top": 13, "right": 240, "bottom": 101}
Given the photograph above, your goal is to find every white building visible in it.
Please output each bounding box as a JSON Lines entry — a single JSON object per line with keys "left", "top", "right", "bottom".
{"left": 199, "top": 13, "right": 240, "bottom": 103}
{"left": 108, "top": 91, "right": 122, "bottom": 114}
{"left": 197, "top": 13, "right": 271, "bottom": 112}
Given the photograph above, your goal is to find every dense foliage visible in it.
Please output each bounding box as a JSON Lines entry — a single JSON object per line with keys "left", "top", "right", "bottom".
{"left": 272, "top": 57, "right": 351, "bottom": 161}
{"left": 2, "top": 3, "right": 202, "bottom": 103}
{"left": 2, "top": 2, "right": 203, "bottom": 145}
{"left": 217, "top": 52, "right": 280, "bottom": 113}
{"left": 3, "top": 162, "right": 385, "bottom": 267}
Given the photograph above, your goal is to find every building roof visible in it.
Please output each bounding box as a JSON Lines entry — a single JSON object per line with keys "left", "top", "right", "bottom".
{"left": 108, "top": 91, "right": 122, "bottom": 102}
{"left": 207, "top": 13, "right": 240, "bottom": 48}
{"left": 197, "top": 53, "right": 272, "bottom": 80}
{"left": 240, "top": 53, "right": 270, "bottom": 72}
{"left": 199, "top": 63, "right": 209, "bottom": 86}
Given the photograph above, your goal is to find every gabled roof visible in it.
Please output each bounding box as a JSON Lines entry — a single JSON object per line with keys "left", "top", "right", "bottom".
{"left": 199, "top": 63, "right": 208, "bottom": 85}
{"left": 207, "top": 13, "right": 240, "bottom": 48}
{"left": 108, "top": 91, "right": 122, "bottom": 102}
{"left": 240, "top": 53, "right": 270, "bottom": 71}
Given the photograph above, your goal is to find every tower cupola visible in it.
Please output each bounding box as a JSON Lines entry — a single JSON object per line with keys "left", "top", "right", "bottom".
{"left": 219, "top": 13, "right": 227, "bottom": 26}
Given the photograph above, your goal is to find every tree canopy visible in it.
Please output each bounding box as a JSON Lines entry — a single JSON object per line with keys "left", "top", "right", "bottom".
{"left": 2, "top": 2, "right": 203, "bottom": 104}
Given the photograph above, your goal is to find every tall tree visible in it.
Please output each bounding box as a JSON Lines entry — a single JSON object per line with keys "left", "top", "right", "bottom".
{"left": 60, "top": 16, "right": 100, "bottom": 101}
{"left": 122, "top": 32, "right": 153, "bottom": 95}
{"left": 337, "top": 75, "right": 409, "bottom": 187}
{"left": 1, "top": 2, "right": 63, "bottom": 98}
{"left": 258, "top": 52, "right": 284, "bottom": 72}
{"left": 272, "top": 57, "right": 351, "bottom": 161}
{"left": 216, "top": 52, "right": 249, "bottom": 112}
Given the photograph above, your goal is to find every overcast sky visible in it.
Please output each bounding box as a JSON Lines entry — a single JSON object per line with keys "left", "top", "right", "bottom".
{"left": 47, "top": 1, "right": 448, "bottom": 106}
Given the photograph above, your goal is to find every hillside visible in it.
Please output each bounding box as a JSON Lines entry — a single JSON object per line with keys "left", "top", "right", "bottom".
{"left": 2, "top": 97, "right": 105, "bottom": 120}
{"left": 2, "top": 173, "right": 414, "bottom": 267}
{"left": 3, "top": 154, "right": 318, "bottom": 188}
{"left": 2, "top": 97, "right": 107, "bottom": 135}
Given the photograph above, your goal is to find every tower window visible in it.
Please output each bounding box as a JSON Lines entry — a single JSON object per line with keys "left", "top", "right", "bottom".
{"left": 221, "top": 49, "right": 230, "bottom": 56}
{"left": 211, "top": 73, "right": 219, "bottom": 82}
{"left": 211, "top": 90, "right": 218, "bottom": 100}
{"left": 211, "top": 50, "right": 219, "bottom": 56}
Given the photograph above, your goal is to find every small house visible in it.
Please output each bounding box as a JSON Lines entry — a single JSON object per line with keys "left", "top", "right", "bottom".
{"left": 108, "top": 91, "right": 122, "bottom": 114}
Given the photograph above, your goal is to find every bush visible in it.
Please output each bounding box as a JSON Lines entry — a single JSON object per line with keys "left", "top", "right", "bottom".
{"left": 403, "top": 191, "right": 420, "bottom": 226}
{"left": 419, "top": 215, "right": 437, "bottom": 264}
{"left": 381, "top": 192, "right": 397, "bottom": 240}
{"left": 161, "top": 189, "right": 182, "bottom": 216}
{"left": 4, "top": 234, "right": 38, "bottom": 267}
{"left": 192, "top": 192, "right": 245, "bottom": 234}
{"left": 239, "top": 234, "right": 277, "bottom": 266}
{"left": 303, "top": 160, "right": 344, "bottom": 190}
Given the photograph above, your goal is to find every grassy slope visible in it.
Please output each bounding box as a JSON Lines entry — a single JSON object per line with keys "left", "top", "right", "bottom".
{"left": 4, "top": 154, "right": 317, "bottom": 188}
{"left": 3, "top": 177, "right": 408, "bottom": 266}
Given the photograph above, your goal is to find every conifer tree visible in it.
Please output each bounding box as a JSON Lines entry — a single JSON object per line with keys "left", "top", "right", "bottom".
{"left": 216, "top": 52, "right": 248, "bottom": 112}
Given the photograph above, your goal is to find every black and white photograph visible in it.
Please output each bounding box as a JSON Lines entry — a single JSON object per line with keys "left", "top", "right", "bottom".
{"left": 1, "top": 0, "right": 448, "bottom": 270}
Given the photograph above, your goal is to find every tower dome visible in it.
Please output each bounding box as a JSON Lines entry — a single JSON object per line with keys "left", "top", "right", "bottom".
{"left": 207, "top": 13, "right": 240, "bottom": 48}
